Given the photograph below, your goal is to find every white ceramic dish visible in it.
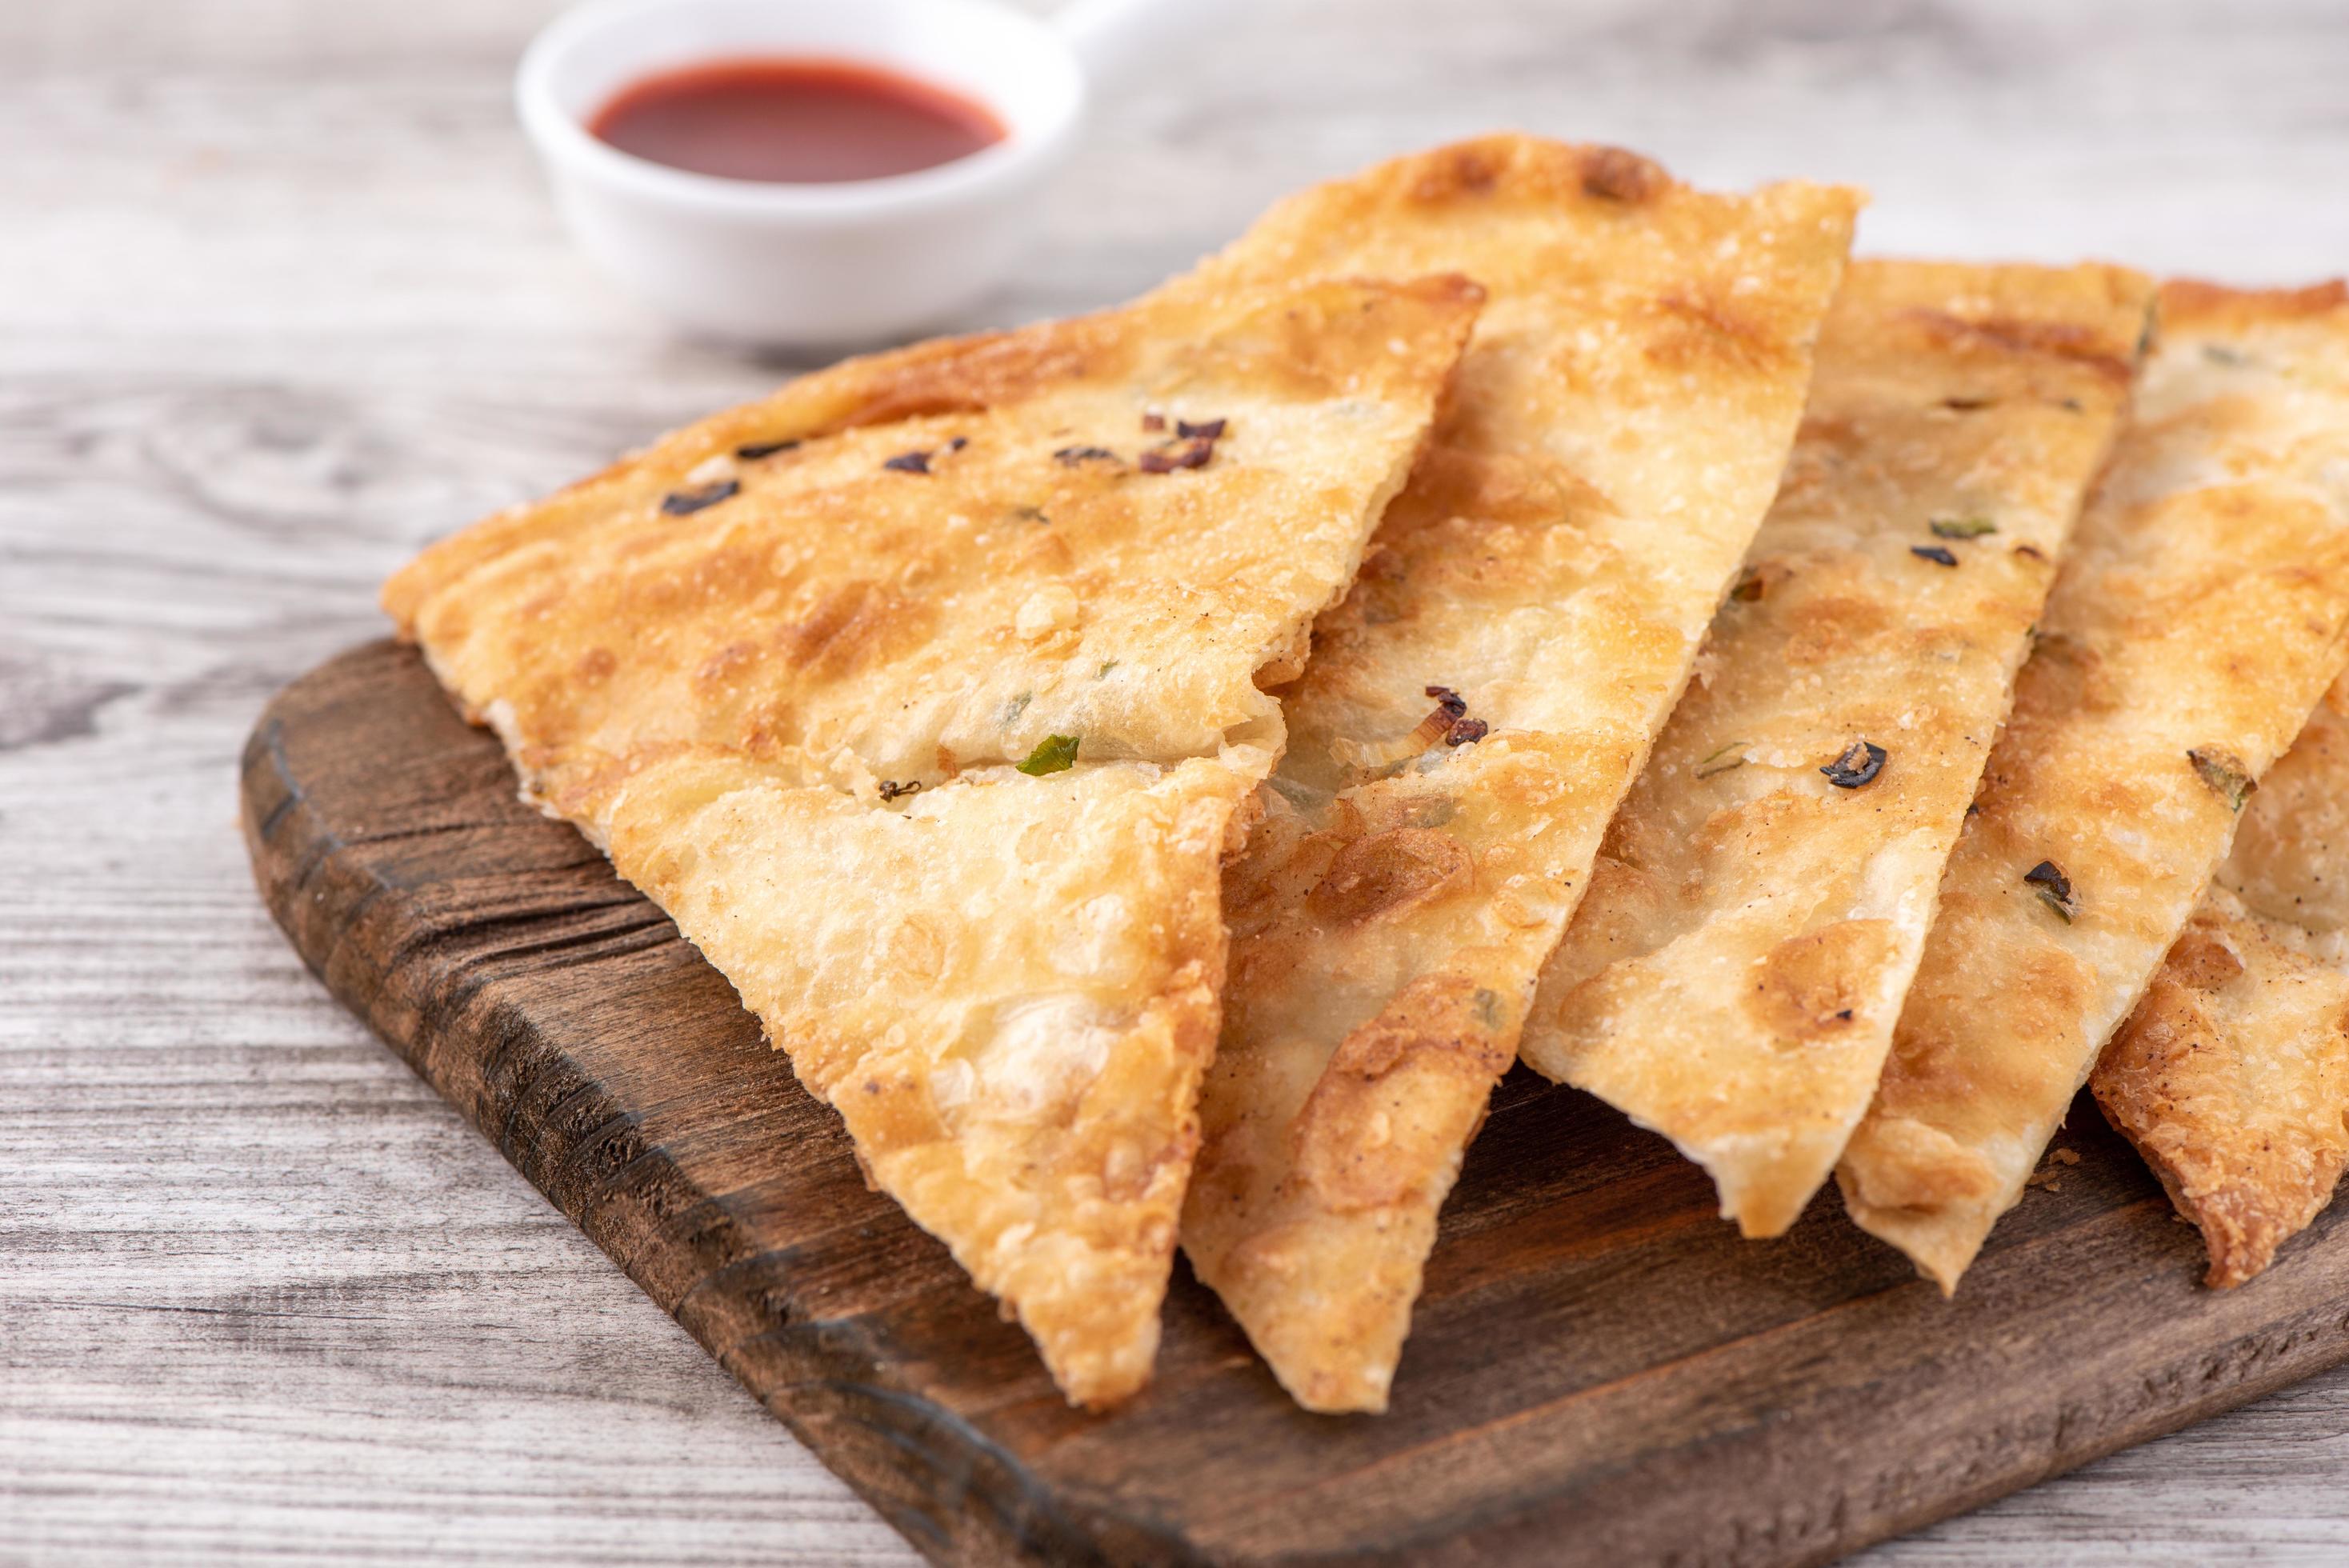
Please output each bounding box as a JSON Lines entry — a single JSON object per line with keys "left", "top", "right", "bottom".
{"left": 516, "top": 0, "right": 1201, "bottom": 349}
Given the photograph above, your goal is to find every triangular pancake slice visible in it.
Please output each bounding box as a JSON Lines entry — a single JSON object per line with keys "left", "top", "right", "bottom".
{"left": 2094, "top": 678, "right": 2349, "bottom": 1287}
{"left": 384, "top": 272, "right": 1485, "bottom": 1406}
{"left": 1521, "top": 260, "right": 2153, "bottom": 1237}
{"left": 1175, "top": 137, "right": 1859, "bottom": 1412}
{"left": 1839, "top": 281, "right": 2349, "bottom": 1290}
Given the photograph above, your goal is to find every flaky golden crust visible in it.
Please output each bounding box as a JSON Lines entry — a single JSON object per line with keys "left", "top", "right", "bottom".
{"left": 602, "top": 748, "right": 1244, "bottom": 1396}
{"left": 2094, "top": 886, "right": 2349, "bottom": 1288}
{"left": 2223, "top": 674, "right": 2349, "bottom": 935}
{"left": 388, "top": 274, "right": 1482, "bottom": 797}
{"left": 384, "top": 272, "right": 1483, "bottom": 1406}
{"left": 1839, "top": 281, "right": 2349, "bottom": 1291}
{"left": 1521, "top": 260, "right": 2152, "bottom": 1238}
{"left": 2092, "top": 672, "right": 2349, "bottom": 1288}
{"left": 1174, "top": 136, "right": 1860, "bottom": 1411}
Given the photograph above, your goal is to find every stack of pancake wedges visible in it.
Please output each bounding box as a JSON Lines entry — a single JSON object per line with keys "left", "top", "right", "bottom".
{"left": 385, "top": 136, "right": 2349, "bottom": 1414}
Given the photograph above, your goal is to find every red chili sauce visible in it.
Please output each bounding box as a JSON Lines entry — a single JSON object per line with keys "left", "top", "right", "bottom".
{"left": 587, "top": 58, "right": 1006, "bottom": 184}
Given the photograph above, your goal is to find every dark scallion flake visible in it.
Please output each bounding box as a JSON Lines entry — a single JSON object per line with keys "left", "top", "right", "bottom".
{"left": 2187, "top": 746, "right": 2255, "bottom": 812}
{"left": 876, "top": 779, "right": 922, "bottom": 802}
{"left": 660, "top": 478, "right": 738, "bottom": 516}
{"left": 1138, "top": 436, "right": 1215, "bottom": 474}
{"left": 1445, "top": 717, "right": 1489, "bottom": 746}
{"left": 1731, "top": 562, "right": 1786, "bottom": 602}
{"left": 1424, "top": 684, "right": 1467, "bottom": 718}
{"left": 1911, "top": 544, "right": 1959, "bottom": 567}
{"left": 1175, "top": 418, "right": 1227, "bottom": 441}
{"left": 1930, "top": 516, "right": 1997, "bottom": 539}
{"left": 2203, "top": 343, "right": 2247, "bottom": 367}
{"left": 734, "top": 438, "right": 801, "bottom": 459}
{"left": 1821, "top": 739, "right": 1887, "bottom": 789}
{"left": 883, "top": 450, "right": 931, "bottom": 474}
{"left": 1016, "top": 734, "right": 1080, "bottom": 777}
{"left": 2023, "top": 858, "right": 2076, "bottom": 922}
{"left": 1054, "top": 445, "right": 1119, "bottom": 466}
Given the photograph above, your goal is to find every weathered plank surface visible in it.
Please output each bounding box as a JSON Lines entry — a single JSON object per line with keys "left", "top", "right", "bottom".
{"left": 233, "top": 638, "right": 2349, "bottom": 1566}
{"left": 12, "top": 0, "right": 2349, "bottom": 1562}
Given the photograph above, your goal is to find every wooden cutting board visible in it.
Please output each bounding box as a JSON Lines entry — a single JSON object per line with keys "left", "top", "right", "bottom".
{"left": 242, "top": 638, "right": 2349, "bottom": 1568}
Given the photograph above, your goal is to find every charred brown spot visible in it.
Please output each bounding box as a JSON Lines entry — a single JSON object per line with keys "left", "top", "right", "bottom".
{"left": 2168, "top": 928, "right": 2246, "bottom": 990}
{"left": 2029, "top": 630, "right": 2118, "bottom": 712}
{"left": 1785, "top": 594, "right": 1893, "bottom": 665}
{"left": 2161, "top": 278, "right": 2348, "bottom": 326}
{"left": 1650, "top": 288, "right": 1787, "bottom": 373}
{"left": 1139, "top": 411, "right": 1165, "bottom": 432}
{"left": 1387, "top": 446, "right": 1613, "bottom": 534}
{"left": 805, "top": 322, "right": 1099, "bottom": 436}
{"left": 1902, "top": 308, "right": 2135, "bottom": 385}
{"left": 575, "top": 647, "right": 617, "bottom": 682}
{"left": 1291, "top": 973, "right": 1516, "bottom": 1212}
{"left": 1307, "top": 827, "right": 1473, "bottom": 927}
{"left": 1445, "top": 718, "right": 1489, "bottom": 746}
{"left": 1579, "top": 145, "right": 1666, "bottom": 203}
{"left": 1410, "top": 142, "right": 1503, "bottom": 201}
{"left": 876, "top": 779, "right": 922, "bottom": 802}
{"left": 781, "top": 581, "right": 924, "bottom": 681}
{"left": 1747, "top": 922, "right": 1895, "bottom": 1041}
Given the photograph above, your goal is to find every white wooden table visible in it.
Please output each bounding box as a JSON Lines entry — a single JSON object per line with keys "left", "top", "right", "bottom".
{"left": 9, "top": 0, "right": 2349, "bottom": 1560}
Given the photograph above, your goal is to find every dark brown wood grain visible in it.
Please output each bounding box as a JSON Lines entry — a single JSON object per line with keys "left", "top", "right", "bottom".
{"left": 241, "top": 638, "right": 2349, "bottom": 1568}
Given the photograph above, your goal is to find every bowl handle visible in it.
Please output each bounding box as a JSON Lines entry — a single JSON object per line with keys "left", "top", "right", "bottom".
{"left": 1054, "top": 0, "right": 1246, "bottom": 93}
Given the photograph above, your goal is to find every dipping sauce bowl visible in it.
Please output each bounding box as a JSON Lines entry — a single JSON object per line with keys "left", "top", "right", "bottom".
{"left": 518, "top": 0, "right": 1197, "bottom": 348}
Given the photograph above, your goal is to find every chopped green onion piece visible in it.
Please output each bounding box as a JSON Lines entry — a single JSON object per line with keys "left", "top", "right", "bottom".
{"left": 1929, "top": 516, "right": 1997, "bottom": 539}
{"left": 1696, "top": 741, "right": 1749, "bottom": 779}
{"left": 1017, "top": 734, "right": 1080, "bottom": 776}
{"left": 2188, "top": 747, "right": 2255, "bottom": 812}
